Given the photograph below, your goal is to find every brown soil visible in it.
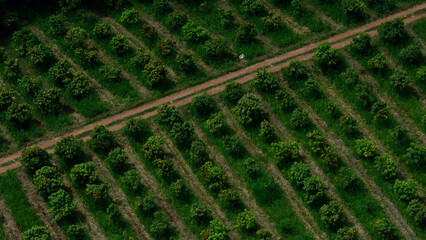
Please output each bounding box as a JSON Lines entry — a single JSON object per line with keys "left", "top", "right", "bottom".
{"left": 149, "top": 120, "right": 240, "bottom": 240}
{"left": 16, "top": 170, "right": 67, "bottom": 240}
{"left": 0, "top": 198, "right": 23, "bottom": 240}
{"left": 216, "top": 100, "right": 327, "bottom": 240}
{"left": 120, "top": 135, "right": 197, "bottom": 240}
{"left": 279, "top": 76, "right": 419, "bottom": 240}
{"left": 182, "top": 109, "right": 281, "bottom": 239}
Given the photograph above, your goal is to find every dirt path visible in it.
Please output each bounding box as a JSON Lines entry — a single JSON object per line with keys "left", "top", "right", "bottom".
{"left": 1, "top": 4, "right": 426, "bottom": 171}
{"left": 149, "top": 121, "right": 240, "bottom": 240}
{"left": 16, "top": 170, "right": 68, "bottom": 240}
{"left": 257, "top": 94, "right": 370, "bottom": 240}
{"left": 85, "top": 150, "right": 152, "bottom": 240}
{"left": 28, "top": 25, "right": 116, "bottom": 106}
{"left": 182, "top": 110, "right": 281, "bottom": 239}
{"left": 120, "top": 136, "right": 197, "bottom": 240}
{"left": 341, "top": 50, "right": 426, "bottom": 145}
{"left": 216, "top": 100, "right": 327, "bottom": 240}
{"left": 279, "top": 77, "right": 419, "bottom": 240}
{"left": 0, "top": 198, "right": 23, "bottom": 240}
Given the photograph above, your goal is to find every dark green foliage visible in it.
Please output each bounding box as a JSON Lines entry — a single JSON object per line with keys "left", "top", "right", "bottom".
{"left": 416, "top": 66, "right": 426, "bottom": 82}
{"left": 168, "top": 10, "right": 188, "bottom": 30}
{"left": 170, "top": 179, "right": 187, "bottom": 198}
{"left": 27, "top": 44, "right": 52, "bottom": 65}
{"left": 234, "top": 209, "right": 256, "bottom": 231}
{"left": 158, "top": 103, "right": 182, "bottom": 126}
{"left": 150, "top": 211, "right": 170, "bottom": 237}
{"left": 105, "top": 148, "right": 127, "bottom": 172}
{"left": 192, "top": 94, "right": 215, "bottom": 116}
{"left": 400, "top": 44, "right": 422, "bottom": 65}
{"left": 336, "top": 227, "right": 358, "bottom": 240}
{"left": 390, "top": 70, "right": 410, "bottom": 91}
{"left": 86, "top": 183, "right": 109, "bottom": 202}
{"left": 342, "top": 0, "right": 366, "bottom": 16}
{"left": 18, "top": 75, "right": 42, "bottom": 97}
{"left": 289, "top": 161, "right": 310, "bottom": 187}
{"left": 170, "top": 121, "right": 194, "bottom": 148}
{"left": 3, "top": 58, "right": 19, "bottom": 81}
{"left": 325, "top": 102, "right": 339, "bottom": 118}
{"left": 190, "top": 203, "right": 210, "bottom": 224}
{"left": 270, "top": 141, "right": 299, "bottom": 165}
{"left": 120, "top": 8, "right": 140, "bottom": 25}
{"left": 254, "top": 68, "right": 279, "bottom": 93}
{"left": 350, "top": 32, "right": 372, "bottom": 56}
{"left": 156, "top": 39, "right": 176, "bottom": 56}
{"left": 319, "top": 201, "right": 344, "bottom": 228}
{"left": 374, "top": 218, "right": 396, "bottom": 240}
{"left": 407, "top": 200, "right": 425, "bottom": 226}
{"left": 48, "top": 189, "right": 77, "bottom": 221}
{"left": 66, "top": 73, "right": 91, "bottom": 99}
{"left": 93, "top": 23, "right": 112, "bottom": 39}
{"left": 65, "top": 27, "right": 88, "bottom": 49}
{"left": 355, "top": 139, "right": 378, "bottom": 160}
{"left": 12, "top": 29, "right": 39, "bottom": 56}
{"left": 23, "top": 226, "right": 51, "bottom": 240}
{"left": 120, "top": 170, "right": 142, "bottom": 193}
{"left": 140, "top": 24, "right": 156, "bottom": 40}
{"left": 261, "top": 10, "right": 284, "bottom": 32}
{"left": 70, "top": 162, "right": 98, "bottom": 187}
{"left": 393, "top": 179, "right": 417, "bottom": 202}
{"left": 223, "top": 135, "right": 243, "bottom": 157}
{"left": 403, "top": 143, "right": 425, "bottom": 168}
{"left": 236, "top": 22, "right": 258, "bottom": 43}
{"left": 206, "top": 113, "right": 225, "bottom": 136}
{"left": 107, "top": 203, "right": 120, "bottom": 221}
{"left": 219, "top": 8, "right": 234, "bottom": 27}
{"left": 233, "top": 93, "right": 264, "bottom": 125}
{"left": 201, "top": 219, "right": 229, "bottom": 240}
{"left": 378, "top": 18, "right": 405, "bottom": 44}
{"left": 0, "top": 88, "right": 14, "bottom": 110}
{"left": 144, "top": 61, "right": 168, "bottom": 88}
{"left": 303, "top": 176, "right": 325, "bottom": 204}
{"left": 138, "top": 195, "right": 156, "bottom": 213}
{"left": 33, "top": 166, "right": 63, "bottom": 197}
{"left": 143, "top": 136, "right": 165, "bottom": 161}
{"left": 314, "top": 42, "right": 339, "bottom": 68}
{"left": 125, "top": 118, "right": 147, "bottom": 141}
{"left": 6, "top": 102, "right": 32, "bottom": 126}
{"left": 201, "top": 161, "right": 226, "bottom": 192}
{"left": 244, "top": 158, "right": 260, "bottom": 177}
{"left": 153, "top": 0, "right": 171, "bottom": 14}
{"left": 20, "top": 146, "right": 50, "bottom": 174}
{"left": 66, "top": 224, "right": 85, "bottom": 239}
{"left": 48, "top": 60, "right": 73, "bottom": 86}
{"left": 336, "top": 167, "right": 358, "bottom": 192}
{"left": 224, "top": 82, "right": 245, "bottom": 104}
{"left": 375, "top": 154, "right": 397, "bottom": 180}
{"left": 290, "top": 108, "right": 310, "bottom": 129}
{"left": 242, "top": 0, "right": 265, "bottom": 16}
{"left": 110, "top": 35, "right": 130, "bottom": 56}
{"left": 203, "top": 37, "right": 230, "bottom": 60}
{"left": 355, "top": 84, "right": 374, "bottom": 108}
{"left": 259, "top": 120, "right": 274, "bottom": 141}
{"left": 190, "top": 141, "right": 209, "bottom": 167}
{"left": 303, "top": 78, "right": 321, "bottom": 99}
{"left": 339, "top": 115, "right": 358, "bottom": 136}
{"left": 256, "top": 229, "right": 272, "bottom": 240}
{"left": 176, "top": 51, "right": 195, "bottom": 72}
{"left": 392, "top": 126, "right": 407, "bottom": 144}
{"left": 35, "top": 88, "right": 61, "bottom": 115}
{"left": 341, "top": 68, "right": 359, "bottom": 87}
{"left": 275, "top": 89, "right": 296, "bottom": 112}
{"left": 182, "top": 20, "right": 209, "bottom": 43}
{"left": 54, "top": 136, "right": 83, "bottom": 164}
{"left": 288, "top": 60, "right": 309, "bottom": 81}
{"left": 90, "top": 125, "right": 116, "bottom": 153}
{"left": 59, "top": 0, "right": 81, "bottom": 13}
{"left": 371, "top": 101, "right": 389, "bottom": 122}
{"left": 131, "top": 49, "right": 151, "bottom": 69}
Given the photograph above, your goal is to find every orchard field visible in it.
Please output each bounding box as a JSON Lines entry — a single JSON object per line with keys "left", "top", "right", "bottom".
{"left": 0, "top": 0, "right": 425, "bottom": 240}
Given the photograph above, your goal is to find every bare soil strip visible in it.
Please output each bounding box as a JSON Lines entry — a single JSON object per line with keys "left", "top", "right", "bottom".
{"left": 216, "top": 101, "right": 326, "bottom": 240}
{"left": 149, "top": 121, "right": 240, "bottom": 240}
{"left": 183, "top": 111, "right": 281, "bottom": 239}
{"left": 0, "top": 198, "right": 23, "bottom": 240}
{"left": 341, "top": 50, "right": 426, "bottom": 145}
{"left": 279, "top": 77, "right": 418, "bottom": 240}
{"left": 120, "top": 137, "right": 197, "bottom": 240}
{"left": 16, "top": 170, "right": 68, "bottom": 240}
{"left": 258, "top": 95, "right": 370, "bottom": 240}
{"left": 28, "top": 25, "right": 116, "bottom": 106}
{"left": 1, "top": 5, "right": 426, "bottom": 172}
{"left": 87, "top": 151, "right": 153, "bottom": 240}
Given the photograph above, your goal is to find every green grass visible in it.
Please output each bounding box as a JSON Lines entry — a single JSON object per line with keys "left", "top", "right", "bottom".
{"left": 410, "top": 17, "right": 426, "bottom": 42}
{"left": 0, "top": 169, "right": 43, "bottom": 232}
{"left": 0, "top": 226, "right": 7, "bottom": 240}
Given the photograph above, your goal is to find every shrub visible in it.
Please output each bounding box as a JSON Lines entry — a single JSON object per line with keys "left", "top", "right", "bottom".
{"left": 168, "top": 10, "right": 188, "bottom": 30}
{"left": 90, "top": 125, "right": 116, "bottom": 153}
{"left": 233, "top": 93, "right": 264, "bottom": 125}
{"left": 378, "top": 18, "right": 405, "bottom": 44}
{"left": 289, "top": 161, "right": 310, "bottom": 187}
{"left": 242, "top": 0, "right": 265, "bottom": 16}
{"left": 407, "top": 200, "right": 426, "bottom": 226}
{"left": 224, "top": 82, "right": 245, "bottom": 104}
{"left": 259, "top": 120, "right": 274, "bottom": 141}
{"left": 70, "top": 162, "right": 98, "bottom": 186}
{"left": 106, "top": 148, "right": 127, "bottom": 172}
{"left": 23, "top": 226, "right": 51, "bottom": 240}
{"left": 143, "top": 136, "right": 165, "bottom": 161}
{"left": 270, "top": 141, "right": 299, "bottom": 164}
{"left": 337, "top": 167, "right": 358, "bottom": 192}
{"left": 182, "top": 20, "right": 209, "bottom": 43}
{"left": 336, "top": 227, "right": 358, "bottom": 240}
{"left": 65, "top": 27, "right": 88, "bottom": 49}
{"left": 0, "top": 88, "right": 14, "bottom": 110}
{"left": 403, "top": 143, "right": 425, "bottom": 168}
{"left": 355, "top": 84, "right": 374, "bottom": 109}
{"left": 48, "top": 60, "right": 73, "bottom": 86}
{"left": 189, "top": 141, "right": 208, "bottom": 167}
{"left": 256, "top": 229, "right": 272, "bottom": 240}
{"left": 290, "top": 108, "right": 310, "bottom": 129}
{"left": 20, "top": 146, "right": 50, "bottom": 174}
{"left": 236, "top": 22, "right": 257, "bottom": 43}
{"left": 35, "top": 88, "right": 61, "bottom": 115}
{"left": 219, "top": 8, "right": 234, "bottom": 27}
{"left": 341, "top": 68, "right": 359, "bottom": 87}
{"left": 156, "top": 39, "right": 176, "bottom": 56}
{"left": 254, "top": 68, "right": 279, "bottom": 92}
{"left": 66, "top": 224, "right": 85, "bottom": 239}
{"left": 33, "top": 166, "right": 63, "bottom": 197}
{"left": 234, "top": 209, "right": 256, "bottom": 231}
{"left": 375, "top": 154, "right": 397, "bottom": 181}
{"left": 223, "top": 135, "right": 243, "bottom": 157}
{"left": 338, "top": 115, "right": 358, "bottom": 136}
{"left": 150, "top": 211, "right": 170, "bottom": 236}
{"left": 261, "top": 10, "right": 284, "bottom": 32}
{"left": 342, "top": 0, "right": 366, "bottom": 16}
{"left": 170, "top": 179, "right": 187, "bottom": 198}
{"left": 93, "top": 23, "right": 111, "bottom": 39}
{"left": 201, "top": 219, "right": 229, "bottom": 240}
{"left": 6, "top": 102, "right": 32, "bottom": 126}
{"left": 390, "top": 70, "right": 410, "bottom": 91}
{"left": 154, "top": 158, "right": 173, "bottom": 178}
{"left": 74, "top": 45, "right": 99, "bottom": 65}
{"left": 319, "top": 201, "right": 344, "bottom": 228}
{"left": 27, "top": 44, "right": 52, "bottom": 65}
{"left": 144, "top": 61, "right": 168, "bottom": 88}
{"left": 86, "top": 183, "right": 109, "bottom": 202}
{"left": 201, "top": 161, "right": 226, "bottom": 192}
{"left": 138, "top": 195, "right": 156, "bottom": 213}
{"left": 371, "top": 101, "right": 389, "bottom": 122}
{"left": 303, "top": 176, "right": 325, "bottom": 204}
{"left": 120, "top": 8, "right": 140, "bottom": 25}
{"left": 206, "top": 113, "right": 225, "bottom": 136}
{"left": 158, "top": 103, "right": 181, "bottom": 126}
{"left": 12, "top": 29, "right": 39, "bottom": 56}
{"left": 3, "top": 58, "right": 19, "bottom": 81}
{"left": 131, "top": 49, "right": 151, "bottom": 69}
{"left": 59, "top": 0, "right": 81, "bottom": 13}
{"left": 393, "top": 179, "right": 417, "bottom": 202}
{"left": 416, "top": 66, "right": 426, "bottom": 82}
{"left": 350, "top": 32, "right": 372, "bottom": 56}
{"left": 67, "top": 72, "right": 92, "bottom": 99}
{"left": 203, "top": 37, "right": 230, "bottom": 60}
{"left": 303, "top": 78, "right": 321, "bottom": 99}
{"left": 100, "top": 65, "right": 122, "bottom": 83}
{"left": 400, "top": 44, "right": 421, "bottom": 65}
{"left": 120, "top": 170, "right": 142, "bottom": 193}
{"left": 374, "top": 218, "right": 396, "bottom": 240}
{"left": 110, "top": 35, "right": 130, "bottom": 56}
{"left": 392, "top": 126, "right": 407, "bottom": 144}
{"left": 170, "top": 121, "right": 194, "bottom": 148}
{"left": 354, "top": 139, "right": 378, "bottom": 160}
{"left": 125, "top": 118, "right": 147, "bottom": 141}
{"left": 314, "top": 42, "right": 339, "bottom": 68}
{"left": 275, "top": 89, "right": 296, "bottom": 111}
{"left": 18, "top": 75, "right": 42, "bottom": 97}
{"left": 190, "top": 203, "right": 210, "bottom": 224}
{"left": 48, "top": 189, "right": 77, "bottom": 221}
{"left": 140, "top": 24, "right": 156, "bottom": 40}
{"left": 107, "top": 203, "right": 120, "bottom": 221}
{"left": 288, "top": 60, "right": 309, "bottom": 80}
{"left": 192, "top": 94, "right": 215, "bottom": 116}
{"left": 153, "top": 0, "right": 171, "bottom": 14}
{"left": 48, "top": 15, "right": 66, "bottom": 36}
{"left": 244, "top": 158, "right": 260, "bottom": 177}
{"left": 176, "top": 51, "right": 195, "bottom": 72}
{"left": 326, "top": 102, "right": 339, "bottom": 118}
